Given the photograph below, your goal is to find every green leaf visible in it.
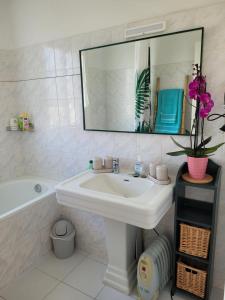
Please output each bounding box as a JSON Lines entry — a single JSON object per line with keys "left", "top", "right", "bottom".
{"left": 197, "top": 136, "right": 212, "bottom": 149}
{"left": 135, "top": 68, "right": 151, "bottom": 131}
{"left": 202, "top": 142, "right": 225, "bottom": 155}
{"left": 166, "top": 150, "right": 188, "bottom": 156}
{"left": 136, "top": 69, "right": 150, "bottom": 91}
{"left": 170, "top": 137, "right": 190, "bottom": 150}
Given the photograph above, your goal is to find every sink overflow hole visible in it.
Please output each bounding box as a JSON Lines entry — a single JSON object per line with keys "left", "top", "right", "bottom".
{"left": 123, "top": 179, "right": 130, "bottom": 182}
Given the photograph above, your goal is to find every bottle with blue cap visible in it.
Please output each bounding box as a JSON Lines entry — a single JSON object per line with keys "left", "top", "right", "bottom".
{"left": 134, "top": 155, "right": 144, "bottom": 176}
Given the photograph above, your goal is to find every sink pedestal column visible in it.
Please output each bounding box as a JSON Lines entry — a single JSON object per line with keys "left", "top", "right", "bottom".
{"left": 103, "top": 218, "right": 140, "bottom": 295}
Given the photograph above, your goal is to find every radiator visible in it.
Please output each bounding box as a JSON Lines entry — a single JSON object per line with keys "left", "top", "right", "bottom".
{"left": 137, "top": 235, "right": 172, "bottom": 300}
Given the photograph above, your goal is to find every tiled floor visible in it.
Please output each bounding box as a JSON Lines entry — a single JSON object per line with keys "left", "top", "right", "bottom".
{"left": 0, "top": 250, "right": 223, "bottom": 300}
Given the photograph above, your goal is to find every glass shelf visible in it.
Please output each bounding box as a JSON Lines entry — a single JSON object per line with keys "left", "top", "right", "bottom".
{"left": 6, "top": 126, "right": 34, "bottom": 132}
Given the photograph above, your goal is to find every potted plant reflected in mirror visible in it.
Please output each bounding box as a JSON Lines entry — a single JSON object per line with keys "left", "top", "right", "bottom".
{"left": 167, "top": 64, "right": 224, "bottom": 181}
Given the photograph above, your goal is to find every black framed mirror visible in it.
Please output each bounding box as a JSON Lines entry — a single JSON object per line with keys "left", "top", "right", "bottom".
{"left": 80, "top": 27, "right": 204, "bottom": 135}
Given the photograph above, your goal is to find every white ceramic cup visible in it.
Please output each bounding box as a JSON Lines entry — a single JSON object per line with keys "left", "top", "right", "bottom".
{"left": 149, "top": 163, "right": 157, "bottom": 178}
{"left": 9, "top": 118, "right": 18, "bottom": 128}
{"left": 104, "top": 156, "right": 113, "bottom": 169}
{"left": 156, "top": 164, "right": 168, "bottom": 181}
{"left": 93, "top": 157, "right": 103, "bottom": 170}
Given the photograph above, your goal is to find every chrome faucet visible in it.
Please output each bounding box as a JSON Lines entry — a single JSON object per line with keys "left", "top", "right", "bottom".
{"left": 112, "top": 158, "right": 120, "bottom": 173}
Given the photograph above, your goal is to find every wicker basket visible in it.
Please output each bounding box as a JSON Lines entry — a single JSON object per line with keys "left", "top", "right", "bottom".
{"left": 179, "top": 223, "right": 211, "bottom": 258}
{"left": 176, "top": 260, "right": 207, "bottom": 298}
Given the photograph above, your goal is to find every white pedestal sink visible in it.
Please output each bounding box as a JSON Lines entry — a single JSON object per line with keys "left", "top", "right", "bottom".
{"left": 56, "top": 172, "right": 173, "bottom": 294}
{"left": 103, "top": 219, "right": 141, "bottom": 294}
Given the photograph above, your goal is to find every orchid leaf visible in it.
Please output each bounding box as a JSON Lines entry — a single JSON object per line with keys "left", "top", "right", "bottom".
{"left": 166, "top": 150, "right": 188, "bottom": 156}
{"left": 197, "top": 136, "right": 212, "bottom": 149}
{"left": 202, "top": 142, "right": 225, "bottom": 155}
{"left": 170, "top": 137, "right": 190, "bottom": 150}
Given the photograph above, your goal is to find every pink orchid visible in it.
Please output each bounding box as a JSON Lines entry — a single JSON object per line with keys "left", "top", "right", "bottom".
{"left": 189, "top": 80, "right": 199, "bottom": 90}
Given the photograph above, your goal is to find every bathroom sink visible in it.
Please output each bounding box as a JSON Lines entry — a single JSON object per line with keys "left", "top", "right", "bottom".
{"left": 56, "top": 171, "right": 174, "bottom": 229}
{"left": 80, "top": 173, "right": 151, "bottom": 198}
{"left": 56, "top": 171, "right": 174, "bottom": 294}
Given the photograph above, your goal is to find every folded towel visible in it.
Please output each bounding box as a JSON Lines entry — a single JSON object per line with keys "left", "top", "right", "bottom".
{"left": 160, "top": 113, "right": 177, "bottom": 124}
{"left": 155, "top": 89, "right": 184, "bottom": 134}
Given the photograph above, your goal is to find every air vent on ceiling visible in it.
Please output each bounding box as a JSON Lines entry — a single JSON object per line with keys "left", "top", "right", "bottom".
{"left": 125, "top": 21, "right": 166, "bottom": 39}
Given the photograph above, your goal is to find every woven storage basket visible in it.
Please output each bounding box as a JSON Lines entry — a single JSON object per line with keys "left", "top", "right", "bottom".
{"left": 179, "top": 223, "right": 211, "bottom": 259}
{"left": 176, "top": 260, "right": 207, "bottom": 298}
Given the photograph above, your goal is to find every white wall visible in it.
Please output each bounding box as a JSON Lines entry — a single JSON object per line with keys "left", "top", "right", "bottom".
{"left": 151, "top": 31, "right": 201, "bottom": 66}
{"left": 6, "top": 0, "right": 224, "bottom": 49}
{"left": 84, "top": 44, "right": 135, "bottom": 70}
{"left": 0, "top": 0, "right": 13, "bottom": 49}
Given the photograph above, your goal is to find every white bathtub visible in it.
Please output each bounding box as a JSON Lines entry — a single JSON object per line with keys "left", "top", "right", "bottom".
{"left": 0, "top": 177, "right": 59, "bottom": 289}
{"left": 0, "top": 177, "right": 56, "bottom": 220}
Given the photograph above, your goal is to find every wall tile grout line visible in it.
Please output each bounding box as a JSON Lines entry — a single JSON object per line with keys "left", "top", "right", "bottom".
{"left": 0, "top": 73, "right": 80, "bottom": 83}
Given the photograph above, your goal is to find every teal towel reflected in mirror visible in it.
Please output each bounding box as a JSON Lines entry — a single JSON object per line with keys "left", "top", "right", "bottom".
{"left": 154, "top": 89, "right": 184, "bottom": 134}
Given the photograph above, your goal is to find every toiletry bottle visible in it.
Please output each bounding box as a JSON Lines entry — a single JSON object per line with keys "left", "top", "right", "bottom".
{"left": 28, "top": 114, "right": 34, "bottom": 130}
{"left": 112, "top": 157, "right": 119, "bottom": 173}
{"left": 23, "top": 117, "right": 29, "bottom": 130}
{"left": 88, "top": 160, "right": 93, "bottom": 170}
{"left": 134, "top": 155, "right": 144, "bottom": 176}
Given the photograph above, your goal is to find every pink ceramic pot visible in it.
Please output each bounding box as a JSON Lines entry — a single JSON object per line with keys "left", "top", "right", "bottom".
{"left": 187, "top": 156, "right": 208, "bottom": 180}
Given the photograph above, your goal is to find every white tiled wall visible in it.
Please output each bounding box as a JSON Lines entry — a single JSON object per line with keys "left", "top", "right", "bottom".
{"left": 153, "top": 61, "right": 193, "bottom": 90}
{"left": 85, "top": 67, "right": 107, "bottom": 130}
{"left": 0, "top": 81, "right": 24, "bottom": 181}
{"left": 0, "top": 2, "right": 224, "bottom": 289}
{"left": 105, "top": 68, "right": 135, "bottom": 131}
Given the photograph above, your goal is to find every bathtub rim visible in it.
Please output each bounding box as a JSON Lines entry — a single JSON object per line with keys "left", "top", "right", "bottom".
{"left": 0, "top": 176, "right": 57, "bottom": 222}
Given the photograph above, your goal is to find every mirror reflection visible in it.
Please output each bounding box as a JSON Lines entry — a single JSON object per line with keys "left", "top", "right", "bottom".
{"left": 80, "top": 28, "right": 203, "bottom": 135}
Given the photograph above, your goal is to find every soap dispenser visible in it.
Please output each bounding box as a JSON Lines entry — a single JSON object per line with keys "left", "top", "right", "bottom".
{"left": 134, "top": 155, "right": 144, "bottom": 176}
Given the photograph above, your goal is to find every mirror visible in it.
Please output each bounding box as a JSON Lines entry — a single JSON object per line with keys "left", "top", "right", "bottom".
{"left": 80, "top": 28, "right": 203, "bottom": 135}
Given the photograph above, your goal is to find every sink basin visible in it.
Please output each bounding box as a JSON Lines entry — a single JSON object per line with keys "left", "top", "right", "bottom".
{"left": 56, "top": 171, "right": 173, "bottom": 229}
{"left": 56, "top": 171, "right": 174, "bottom": 295}
{"left": 80, "top": 173, "right": 152, "bottom": 198}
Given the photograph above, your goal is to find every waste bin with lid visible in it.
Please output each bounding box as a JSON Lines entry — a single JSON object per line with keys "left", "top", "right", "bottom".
{"left": 50, "top": 219, "right": 75, "bottom": 259}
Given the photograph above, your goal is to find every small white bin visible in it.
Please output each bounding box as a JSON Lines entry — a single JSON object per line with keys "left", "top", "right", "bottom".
{"left": 50, "top": 219, "right": 75, "bottom": 259}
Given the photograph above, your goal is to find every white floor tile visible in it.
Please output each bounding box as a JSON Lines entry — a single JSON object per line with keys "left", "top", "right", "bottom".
{"left": 36, "top": 250, "right": 86, "bottom": 280}
{"left": 64, "top": 257, "right": 106, "bottom": 298}
{"left": 0, "top": 268, "right": 59, "bottom": 300}
{"left": 158, "top": 286, "right": 187, "bottom": 300}
{"left": 211, "top": 287, "right": 224, "bottom": 300}
{"left": 97, "top": 286, "right": 134, "bottom": 300}
{"left": 158, "top": 287, "right": 171, "bottom": 299}
{"left": 158, "top": 285, "right": 223, "bottom": 300}
{"left": 159, "top": 286, "right": 224, "bottom": 300}
{"left": 44, "top": 283, "right": 92, "bottom": 300}
{"left": 87, "top": 253, "right": 108, "bottom": 265}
